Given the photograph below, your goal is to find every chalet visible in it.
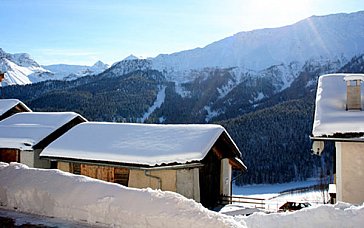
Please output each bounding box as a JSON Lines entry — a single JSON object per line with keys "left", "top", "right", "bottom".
{"left": 0, "top": 99, "right": 32, "bottom": 121}
{"left": 0, "top": 112, "right": 87, "bottom": 168}
{"left": 311, "top": 73, "right": 364, "bottom": 205}
{"left": 40, "top": 122, "right": 246, "bottom": 208}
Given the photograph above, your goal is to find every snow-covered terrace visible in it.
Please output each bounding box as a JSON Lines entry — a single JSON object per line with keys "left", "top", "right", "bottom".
{"left": 312, "top": 73, "right": 364, "bottom": 139}
{"left": 0, "top": 112, "right": 86, "bottom": 150}
{"left": 41, "top": 122, "right": 245, "bottom": 168}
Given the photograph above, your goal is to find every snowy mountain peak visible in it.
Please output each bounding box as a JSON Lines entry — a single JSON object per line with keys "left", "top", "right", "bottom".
{"left": 0, "top": 49, "right": 49, "bottom": 86}
{"left": 11, "top": 53, "right": 40, "bottom": 68}
{"left": 108, "top": 58, "right": 153, "bottom": 77}
{"left": 0, "top": 48, "right": 9, "bottom": 57}
{"left": 151, "top": 10, "right": 364, "bottom": 72}
{"left": 99, "top": 11, "right": 364, "bottom": 88}
{"left": 43, "top": 61, "right": 109, "bottom": 81}
{"left": 0, "top": 49, "right": 40, "bottom": 68}
{"left": 123, "top": 54, "right": 139, "bottom": 61}
{"left": 92, "top": 60, "right": 108, "bottom": 69}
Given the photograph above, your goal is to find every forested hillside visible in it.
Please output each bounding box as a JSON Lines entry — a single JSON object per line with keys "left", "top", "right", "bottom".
{"left": 221, "top": 99, "right": 319, "bottom": 184}
{"left": 2, "top": 70, "right": 164, "bottom": 121}
{"left": 1, "top": 54, "right": 364, "bottom": 184}
{"left": 221, "top": 55, "right": 364, "bottom": 184}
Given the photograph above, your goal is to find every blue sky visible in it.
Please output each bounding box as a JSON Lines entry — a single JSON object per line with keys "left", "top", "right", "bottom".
{"left": 1, "top": 0, "right": 364, "bottom": 65}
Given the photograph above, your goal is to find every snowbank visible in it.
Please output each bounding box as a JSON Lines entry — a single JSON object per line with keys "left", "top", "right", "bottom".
{"left": 240, "top": 202, "right": 364, "bottom": 228}
{"left": 0, "top": 162, "right": 242, "bottom": 228}
{"left": 1, "top": 162, "right": 363, "bottom": 227}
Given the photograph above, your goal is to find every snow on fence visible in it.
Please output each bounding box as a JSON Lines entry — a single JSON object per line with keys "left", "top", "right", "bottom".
{"left": 220, "top": 195, "right": 265, "bottom": 209}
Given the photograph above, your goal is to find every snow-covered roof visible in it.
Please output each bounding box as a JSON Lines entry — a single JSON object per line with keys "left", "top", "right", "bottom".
{"left": 343, "top": 74, "right": 364, "bottom": 81}
{"left": 0, "top": 112, "right": 86, "bottom": 150}
{"left": 41, "top": 122, "right": 243, "bottom": 167}
{"left": 312, "top": 74, "right": 364, "bottom": 138}
{"left": 0, "top": 99, "right": 31, "bottom": 116}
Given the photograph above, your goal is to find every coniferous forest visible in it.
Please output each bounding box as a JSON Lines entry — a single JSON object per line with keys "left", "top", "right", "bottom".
{"left": 2, "top": 54, "right": 364, "bottom": 185}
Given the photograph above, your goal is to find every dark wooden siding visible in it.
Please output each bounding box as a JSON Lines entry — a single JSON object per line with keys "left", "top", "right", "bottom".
{"left": 114, "top": 167, "right": 130, "bottom": 186}
{"left": 0, "top": 149, "right": 20, "bottom": 163}
{"left": 71, "top": 163, "right": 81, "bottom": 174}
{"left": 199, "top": 148, "right": 221, "bottom": 209}
{"left": 199, "top": 133, "right": 241, "bottom": 208}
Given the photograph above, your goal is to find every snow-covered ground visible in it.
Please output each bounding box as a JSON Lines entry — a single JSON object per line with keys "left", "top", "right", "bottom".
{"left": 1, "top": 162, "right": 363, "bottom": 227}
{"left": 0, "top": 162, "right": 239, "bottom": 228}
{"left": 0, "top": 208, "right": 97, "bottom": 227}
{"left": 233, "top": 179, "right": 320, "bottom": 198}
{"left": 232, "top": 180, "right": 327, "bottom": 212}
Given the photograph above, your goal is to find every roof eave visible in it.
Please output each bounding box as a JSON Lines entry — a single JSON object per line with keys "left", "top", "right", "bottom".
{"left": 40, "top": 155, "right": 205, "bottom": 170}
{"left": 310, "top": 135, "right": 364, "bottom": 142}
{"left": 230, "top": 157, "right": 247, "bottom": 171}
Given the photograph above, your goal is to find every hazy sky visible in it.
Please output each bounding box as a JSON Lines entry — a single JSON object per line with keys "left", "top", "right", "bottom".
{"left": 1, "top": 0, "right": 364, "bottom": 65}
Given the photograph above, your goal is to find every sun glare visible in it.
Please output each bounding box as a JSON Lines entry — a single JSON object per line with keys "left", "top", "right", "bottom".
{"left": 242, "top": 0, "right": 313, "bottom": 30}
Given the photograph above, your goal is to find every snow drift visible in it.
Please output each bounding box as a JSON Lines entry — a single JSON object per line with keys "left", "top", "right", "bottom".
{"left": 0, "top": 162, "right": 241, "bottom": 227}
{"left": 241, "top": 202, "right": 364, "bottom": 228}
{"left": 1, "top": 162, "right": 363, "bottom": 227}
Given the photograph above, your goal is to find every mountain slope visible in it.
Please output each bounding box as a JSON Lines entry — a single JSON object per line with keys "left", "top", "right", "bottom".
{"left": 0, "top": 48, "right": 109, "bottom": 86}
{"left": 0, "top": 48, "right": 50, "bottom": 86}
{"left": 43, "top": 61, "right": 109, "bottom": 81}
{"left": 219, "top": 54, "right": 364, "bottom": 184}
{"left": 3, "top": 11, "right": 364, "bottom": 184}
{"left": 152, "top": 11, "right": 364, "bottom": 72}
{"left": 220, "top": 99, "right": 319, "bottom": 184}
{"left": 3, "top": 53, "right": 364, "bottom": 185}
{"left": 3, "top": 69, "right": 165, "bottom": 121}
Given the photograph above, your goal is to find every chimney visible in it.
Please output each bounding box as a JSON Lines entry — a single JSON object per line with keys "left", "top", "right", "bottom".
{"left": 344, "top": 74, "right": 364, "bottom": 111}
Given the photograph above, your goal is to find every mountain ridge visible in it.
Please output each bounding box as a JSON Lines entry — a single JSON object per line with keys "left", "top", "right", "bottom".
{"left": 2, "top": 11, "right": 364, "bottom": 184}
{"left": 0, "top": 48, "right": 109, "bottom": 86}
{"left": 150, "top": 10, "right": 364, "bottom": 72}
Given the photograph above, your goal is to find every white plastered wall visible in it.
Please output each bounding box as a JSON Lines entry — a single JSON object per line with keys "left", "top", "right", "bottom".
{"left": 335, "top": 142, "right": 364, "bottom": 204}
{"left": 220, "top": 158, "right": 232, "bottom": 196}
{"left": 176, "top": 168, "right": 200, "bottom": 202}
{"left": 20, "top": 150, "right": 34, "bottom": 167}
{"left": 128, "top": 169, "right": 177, "bottom": 192}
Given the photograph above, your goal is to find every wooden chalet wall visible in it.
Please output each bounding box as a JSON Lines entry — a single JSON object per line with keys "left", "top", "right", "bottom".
{"left": 65, "top": 162, "right": 130, "bottom": 186}
{"left": 0, "top": 149, "right": 20, "bottom": 163}
{"left": 199, "top": 148, "right": 221, "bottom": 208}
{"left": 199, "top": 133, "right": 240, "bottom": 208}
{"left": 81, "top": 164, "right": 115, "bottom": 182}
{"left": 56, "top": 161, "right": 201, "bottom": 203}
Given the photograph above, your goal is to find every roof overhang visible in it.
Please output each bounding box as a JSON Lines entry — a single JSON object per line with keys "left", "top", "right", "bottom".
{"left": 310, "top": 135, "right": 364, "bottom": 143}
{"left": 40, "top": 155, "right": 205, "bottom": 170}
{"left": 229, "top": 157, "right": 247, "bottom": 171}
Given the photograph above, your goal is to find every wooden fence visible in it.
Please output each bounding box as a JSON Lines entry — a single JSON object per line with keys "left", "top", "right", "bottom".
{"left": 220, "top": 195, "right": 265, "bottom": 209}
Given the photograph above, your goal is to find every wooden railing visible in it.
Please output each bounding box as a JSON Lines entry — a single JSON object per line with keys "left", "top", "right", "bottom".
{"left": 220, "top": 195, "right": 265, "bottom": 209}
